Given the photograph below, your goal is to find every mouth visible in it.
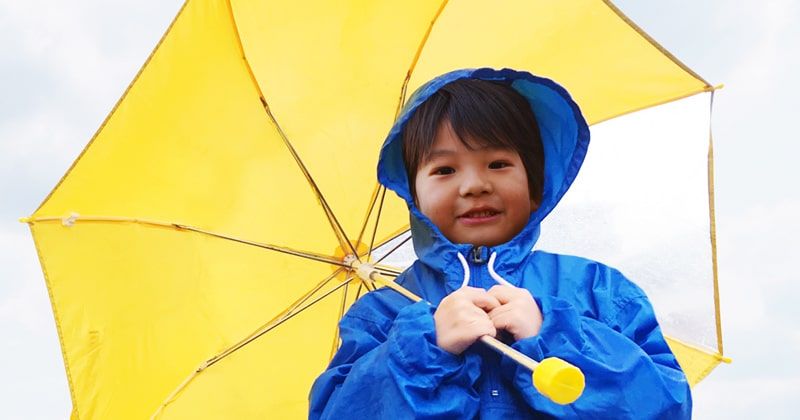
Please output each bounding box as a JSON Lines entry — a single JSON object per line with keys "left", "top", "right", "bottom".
{"left": 458, "top": 207, "right": 502, "bottom": 223}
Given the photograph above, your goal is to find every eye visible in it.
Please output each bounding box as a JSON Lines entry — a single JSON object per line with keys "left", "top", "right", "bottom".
{"left": 432, "top": 166, "right": 455, "bottom": 175}
{"left": 489, "top": 160, "right": 511, "bottom": 169}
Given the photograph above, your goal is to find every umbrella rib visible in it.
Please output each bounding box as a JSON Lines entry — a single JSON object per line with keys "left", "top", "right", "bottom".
{"left": 151, "top": 274, "right": 353, "bottom": 419}
{"left": 354, "top": 282, "right": 365, "bottom": 302}
{"left": 259, "top": 101, "right": 358, "bottom": 257}
{"left": 373, "top": 232, "right": 412, "bottom": 266}
{"left": 176, "top": 224, "right": 347, "bottom": 267}
{"left": 393, "top": 0, "right": 451, "bottom": 117}
{"left": 358, "top": 0, "right": 450, "bottom": 262}
{"left": 25, "top": 216, "right": 348, "bottom": 268}
{"left": 367, "top": 186, "right": 388, "bottom": 259}
{"left": 374, "top": 266, "right": 402, "bottom": 277}
{"left": 355, "top": 183, "right": 382, "bottom": 249}
{"left": 204, "top": 272, "right": 350, "bottom": 369}
{"left": 223, "top": 0, "right": 357, "bottom": 257}
{"left": 203, "top": 278, "right": 353, "bottom": 371}
{"left": 328, "top": 281, "right": 350, "bottom": 361}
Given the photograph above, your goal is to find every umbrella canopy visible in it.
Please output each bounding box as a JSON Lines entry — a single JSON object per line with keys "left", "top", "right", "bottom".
{"left": 24, "top": 0, "right": 727, "bottom": 418}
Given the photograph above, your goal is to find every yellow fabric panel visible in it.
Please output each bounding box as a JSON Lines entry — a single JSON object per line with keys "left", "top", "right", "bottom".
{"left": 407, "top": 0, "right": 710, "bottom": 125}
{"left": 34, "top": 0, "right": 337, "bottom": 255}
{"left": 229, "top": 0, "right": 443, "bottom": 245}
{"left": 665, "top": 336, "right": 724, "bottom": 387}
{"left": 33, "top": 220, "right": 337, "bottom": 419}
{"left": 156, "top": 286, "right": 345, "bottom": 419}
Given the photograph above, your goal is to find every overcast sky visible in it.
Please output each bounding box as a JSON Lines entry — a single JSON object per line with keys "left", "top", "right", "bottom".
{"left": 1, "top": 1, "right": 798, "bottom": 418}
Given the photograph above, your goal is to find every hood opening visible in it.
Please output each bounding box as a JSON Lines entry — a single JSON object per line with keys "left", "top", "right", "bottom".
{"left": 376, "top": 68, "right": 590, "bottom": 272}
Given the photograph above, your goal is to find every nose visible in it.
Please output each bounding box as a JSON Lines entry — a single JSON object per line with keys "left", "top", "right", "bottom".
{"left": 459, "top": 168, "right": 493, "bottom": 197}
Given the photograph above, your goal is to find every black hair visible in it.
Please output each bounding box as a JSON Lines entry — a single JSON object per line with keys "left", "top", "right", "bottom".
{"left": 402, "top": 78, "right": 545, "bottom": 203}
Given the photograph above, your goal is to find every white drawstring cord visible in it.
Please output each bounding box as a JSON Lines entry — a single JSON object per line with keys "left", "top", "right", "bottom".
{"left": 456, "top": 252, "right": 470, "bottom": 288}
{"left": 458, "top": 251, "right": 512, "bottom": 288}
{"left": 487, "top": 252, "right": 513, "bottom": 286}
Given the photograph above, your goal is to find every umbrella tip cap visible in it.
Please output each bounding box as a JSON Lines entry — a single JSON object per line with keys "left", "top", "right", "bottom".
{"left": 19, "top": 217, "right": 31, "bottom": 224}
{"left": 532, "top": 357, "right": 585, "bottom": 405}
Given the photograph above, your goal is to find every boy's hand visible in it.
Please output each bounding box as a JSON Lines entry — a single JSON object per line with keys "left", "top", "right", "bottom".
{"left": 434, "top": 287, "right": 501, "bottom": 355}
{"left": 486, "top": 285, "right": 543, "bottom": 341}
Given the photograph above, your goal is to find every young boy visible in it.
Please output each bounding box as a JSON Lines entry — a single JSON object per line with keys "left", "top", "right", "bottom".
{"left": 309, "top": 68, "right": 691, "bottom": 419}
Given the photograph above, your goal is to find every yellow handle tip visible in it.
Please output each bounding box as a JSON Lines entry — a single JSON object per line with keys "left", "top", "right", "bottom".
{"left": 532, "top": 357, "right": 585, "bottom": 405}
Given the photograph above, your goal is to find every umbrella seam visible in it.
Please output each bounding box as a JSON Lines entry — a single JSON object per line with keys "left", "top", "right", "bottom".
{"left": 224, "top": 0, "right": 357, "bottom": 256}
{"left": 590, "top": 87, "right": 717, "bottom": 126}
{"left": 601, "top": 0, "right": 712, "bottom": 88}
{"left": 28, "top": 224, "right": 82, "bottom": 419}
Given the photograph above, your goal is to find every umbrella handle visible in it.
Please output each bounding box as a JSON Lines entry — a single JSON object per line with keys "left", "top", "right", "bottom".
{"left": 353, "top": 261, "right": 585, "bottom": 405}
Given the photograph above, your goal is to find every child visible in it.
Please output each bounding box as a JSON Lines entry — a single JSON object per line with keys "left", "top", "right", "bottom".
{"left": 309, "top": 68, "right": 691, "bottom": 419}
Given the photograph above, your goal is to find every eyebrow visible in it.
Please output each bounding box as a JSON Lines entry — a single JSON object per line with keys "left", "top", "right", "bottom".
{"left": 425, "top": 149, "right": 457, "bottom": 160}
{"left": 424, "top": 144, "right": 509, "bottom": 162}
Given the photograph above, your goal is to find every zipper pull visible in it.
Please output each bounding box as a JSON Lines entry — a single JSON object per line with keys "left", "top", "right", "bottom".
{"left": 470, "top": 246, "right": 489, "bottom": 264}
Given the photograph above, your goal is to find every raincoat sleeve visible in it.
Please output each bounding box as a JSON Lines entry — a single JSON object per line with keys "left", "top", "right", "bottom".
{"left": 309, "top": 297, "right": 482, "bottom": 419}
{"left": 500, "top": 267, "right": 692, "bottom": 419}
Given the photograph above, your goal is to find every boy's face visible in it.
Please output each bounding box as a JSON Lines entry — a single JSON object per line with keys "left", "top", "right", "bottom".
{"left": 414, "top": 120, "right": 536, "bottom": 247}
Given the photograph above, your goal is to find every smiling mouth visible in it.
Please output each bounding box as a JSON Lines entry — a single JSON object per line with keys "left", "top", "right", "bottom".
{"left": 459, "top": 209, "right": 501, "bottom": 219}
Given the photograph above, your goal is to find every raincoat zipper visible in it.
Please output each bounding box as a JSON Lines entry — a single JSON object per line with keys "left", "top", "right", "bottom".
{"left": 468, "top": 245, "right": 504, "bottom": 401}
{"left": 467, "top": 245, "right": 490, "bottom": 288}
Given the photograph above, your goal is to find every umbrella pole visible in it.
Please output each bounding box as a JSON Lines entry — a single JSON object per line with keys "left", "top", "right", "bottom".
{"left": 348, "top": 259, "right": 585, "bottom": 405}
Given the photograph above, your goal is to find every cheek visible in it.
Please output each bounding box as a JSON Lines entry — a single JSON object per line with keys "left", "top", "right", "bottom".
{"left": 415, "top": 183, "right": 452, "bottom": 221}
{"left": 504, "top": 184, "right": 533, "bottom": 214}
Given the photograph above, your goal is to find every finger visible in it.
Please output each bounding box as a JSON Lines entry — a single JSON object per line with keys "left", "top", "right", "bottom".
{"left": 486, "top": 285, "right": 520, "bottom": 304}
{"left": 487, "top": 304, "right": 513, "bottom": 320}
{"left": 489, "top": 311, "right": 513, "bottom": 332}
{"left": 469, "top": 317, "right": 497, "bottom": 338}
{"left": 470, "top": 293, "right": 502, "bottom": 312}
{"left": 451, "top": 287, "right": 501, "bottom": 311}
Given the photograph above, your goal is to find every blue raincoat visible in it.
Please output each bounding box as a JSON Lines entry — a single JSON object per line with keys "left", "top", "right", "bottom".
{"left": 309, "top": 69, "right": 691, "bottom": 419}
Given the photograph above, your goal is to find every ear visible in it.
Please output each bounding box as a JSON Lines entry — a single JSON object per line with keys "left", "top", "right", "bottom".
{"left": 530, "top": 198, "right": 540, "bottom": 213}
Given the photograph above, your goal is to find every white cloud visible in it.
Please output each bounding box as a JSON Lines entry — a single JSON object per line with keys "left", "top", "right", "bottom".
{"left": 694, "top": 376, "right": 800, "bottom": 419}
{"left": 720, "top": 1, "right": 798, "bottom": 98}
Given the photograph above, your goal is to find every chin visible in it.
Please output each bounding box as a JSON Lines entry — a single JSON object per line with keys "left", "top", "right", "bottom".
{"left": 460, "top": 236, "right": 508, "bottom": 247}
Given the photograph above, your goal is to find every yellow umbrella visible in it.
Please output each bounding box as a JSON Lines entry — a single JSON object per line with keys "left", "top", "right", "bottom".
{"left": 23, "top": 0, "right": 728, "bottom": 418}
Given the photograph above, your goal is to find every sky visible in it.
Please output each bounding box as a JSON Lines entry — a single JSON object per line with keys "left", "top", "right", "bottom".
{"left": 1, "top": 0, "right": 798, "bottom": 418}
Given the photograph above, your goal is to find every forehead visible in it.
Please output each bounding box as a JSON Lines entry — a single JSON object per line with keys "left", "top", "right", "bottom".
{"left": 422, "top": 122, "right": 515, "bottom": 161}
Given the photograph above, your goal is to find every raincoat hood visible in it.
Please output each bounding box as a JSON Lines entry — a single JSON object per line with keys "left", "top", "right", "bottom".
{"left": 377, "top": 68, "right": 590, "bottom": 285}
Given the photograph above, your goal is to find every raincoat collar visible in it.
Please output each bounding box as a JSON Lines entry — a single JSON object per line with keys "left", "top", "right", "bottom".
{"left": 378, "top": 68, "right": 589, "bottom": 288}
